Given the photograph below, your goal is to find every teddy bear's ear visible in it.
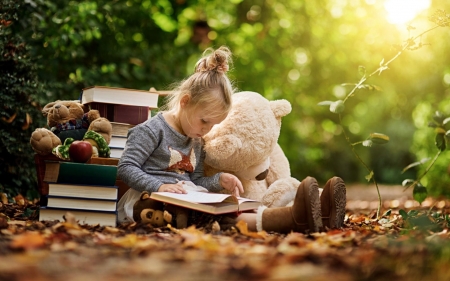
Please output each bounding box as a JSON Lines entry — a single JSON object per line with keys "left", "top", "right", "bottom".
{"left": 205, "top": 135, "right": 242, "bottom": 160}
{"left": 42, "top": 101, "right": 59, "bottom": 116}
{"left": 140, "top": 191, "right": 150, "bottom": 200}
{"left": 270, "top": 99, "right": 292, "bottom": 118}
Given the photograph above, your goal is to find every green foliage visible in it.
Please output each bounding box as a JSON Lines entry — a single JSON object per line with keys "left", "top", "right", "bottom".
{"left": 15, "top": 0, "right": 200, "bottom": 102}
{"left": 399, "top": 209, "right": 449, "bottom": 233}
{"left": 0, "top": 0, "right": 47, "bottom": 200}
{"left": 413, "top": 183, "right": 428, "bottom": 204}
{"left": 317, "top": 8, "right": 450, "bottom": 213}
{"left": 3, "top": 0, "right": 450, "bottom": 202}
{"left": 406, "top": 108, "right": 450, "bottom": 198}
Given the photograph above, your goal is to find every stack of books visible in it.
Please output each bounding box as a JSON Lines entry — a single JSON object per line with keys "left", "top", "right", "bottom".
{"left": 80, "top": 86, "right": 161, "bottom": 158}
{"left": 39, "top": 161, "right": 119, "bottom": 226}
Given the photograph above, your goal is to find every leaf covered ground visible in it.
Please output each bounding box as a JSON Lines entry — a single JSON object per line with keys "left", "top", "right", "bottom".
{"left": 1, "top": 187, "right": 450, "bottom": 281}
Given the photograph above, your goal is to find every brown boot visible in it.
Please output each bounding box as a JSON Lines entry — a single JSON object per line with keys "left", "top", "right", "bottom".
{"left": 320, "top": 177, "right": 346, "bottom": 229}
{"left": 256, "top": 177, "right": 322, "bottom": 234}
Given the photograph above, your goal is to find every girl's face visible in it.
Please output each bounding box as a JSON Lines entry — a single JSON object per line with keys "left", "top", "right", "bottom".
{"left": 180, "top": 105, "right": 227, "bottom": 138}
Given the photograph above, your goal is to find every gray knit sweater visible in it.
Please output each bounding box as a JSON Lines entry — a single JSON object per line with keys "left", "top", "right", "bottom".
{"left": 117, "top": 113, "right": 222, "bottom": 193}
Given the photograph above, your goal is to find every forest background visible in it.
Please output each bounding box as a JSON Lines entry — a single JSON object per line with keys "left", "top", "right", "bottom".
{"left": 1, "top": 0, "right": 450, "bottom": 201}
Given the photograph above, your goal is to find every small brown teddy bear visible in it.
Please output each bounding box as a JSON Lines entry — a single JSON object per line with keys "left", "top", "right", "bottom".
{"left": 133, "top": 191, "right": 190, "bottom": 229}
{"left": 30, "top": 100, "right": 112, "bottom": 156}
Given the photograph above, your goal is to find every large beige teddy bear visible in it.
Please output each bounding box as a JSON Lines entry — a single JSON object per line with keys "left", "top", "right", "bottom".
{"left": 203, "top": 91, "right": 300, "bottom": 207}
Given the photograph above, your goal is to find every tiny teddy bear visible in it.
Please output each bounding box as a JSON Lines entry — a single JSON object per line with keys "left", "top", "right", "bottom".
{"left": 203, "top": 91, "right": 301, "bottom": 208}
{"left": 133, "top": 191, "right": 173, "bottom": 227}
{"left": 133, "top": 191, "right": 190, "bottom": 229}
{"left": 30, "top": 100, "right": 112, "bottom": 157}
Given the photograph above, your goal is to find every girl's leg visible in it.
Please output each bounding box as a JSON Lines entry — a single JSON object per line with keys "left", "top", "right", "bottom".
{"left": 236, "top": 212, "right": 258, "bottom": 231}
{"left": 237, "top": 177, "right": 322, "bottom": 234}
{"left": 236, "top": 176, "right": 346, "bottom": 234}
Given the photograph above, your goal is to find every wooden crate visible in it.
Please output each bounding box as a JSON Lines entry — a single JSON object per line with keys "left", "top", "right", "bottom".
{"left": 34, "top": 154, "right": 130, "bottom": 204}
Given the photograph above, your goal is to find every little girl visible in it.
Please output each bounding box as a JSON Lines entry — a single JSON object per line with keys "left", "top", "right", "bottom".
{"left": 117, "top": 46, "right": 346, "bottom": 233}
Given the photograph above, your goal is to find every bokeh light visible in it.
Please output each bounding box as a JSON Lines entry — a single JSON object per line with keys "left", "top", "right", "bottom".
{"left": 384, "top": 0, "right": 431, "bottom": 25}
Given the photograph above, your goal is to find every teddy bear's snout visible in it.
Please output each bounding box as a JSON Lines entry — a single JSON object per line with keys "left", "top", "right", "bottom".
{"left": 255, "top": 169, "right": 269, "bottom": 181}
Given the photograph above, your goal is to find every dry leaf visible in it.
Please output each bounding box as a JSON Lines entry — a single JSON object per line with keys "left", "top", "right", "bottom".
{"left": 14, "top": 194, "right": 25, "bottom": 206}
{"left": 111, "top": 234, "right": 138, "bottom": 248}
{"left": 1, "top": 193, "right": 8, "bottom": 204}
{"left": 63, "top": 212, "right": 79, "bottom": 225}
{"left": 1, "top": 112, "right": 17, "bottom": 123}
{"left": 21, "top": 113, "right": 32, "bottom": 130}
{"left": 104, "top": 226, "right": 120, "bottom": 234}
{"left": 211, "top": 221, "right": 221, "bottom": 232}
{"left": 10, "top": 231, "right": 46, "bottom": 250}
{"left": 235, "top": 220, "right": 268, "bottom": 239}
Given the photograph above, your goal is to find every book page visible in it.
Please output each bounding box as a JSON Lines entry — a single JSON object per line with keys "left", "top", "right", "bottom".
{"left": 153, "top": 191, "right": 260, "bottom": 204}
{"left": 154, "top": 190, "right": 237, "bottom": 204}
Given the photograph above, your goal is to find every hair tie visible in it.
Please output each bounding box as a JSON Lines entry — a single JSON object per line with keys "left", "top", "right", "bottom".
{"left": 216, "top": 64, "right": 229, "bottom": 73}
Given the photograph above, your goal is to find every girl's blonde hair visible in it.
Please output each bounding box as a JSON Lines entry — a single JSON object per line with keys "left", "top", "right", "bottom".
{"left": 164, "top": 46, "right": 235, "bottom": 117}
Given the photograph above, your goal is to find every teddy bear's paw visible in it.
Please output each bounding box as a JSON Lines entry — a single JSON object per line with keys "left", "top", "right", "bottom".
{"left": 262, "top": 177, "right": 300, "bottom": 207}
{"left": 30, "top": 128, "right": 62, "bottom": 155}
{"left": 88, "top": 117, "right": 112, "bottom": 144}
{"left": 163, "top": 210, "right": 173, "bottom": 223}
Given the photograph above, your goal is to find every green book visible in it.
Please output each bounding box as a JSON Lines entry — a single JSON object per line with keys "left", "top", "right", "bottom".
{"left": 43, "top": 161, "right": 118, "bottom": 186}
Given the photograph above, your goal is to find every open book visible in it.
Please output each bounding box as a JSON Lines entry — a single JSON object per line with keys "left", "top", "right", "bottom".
{"left": 150, "top": 190, "right": 261, "bottom": 215}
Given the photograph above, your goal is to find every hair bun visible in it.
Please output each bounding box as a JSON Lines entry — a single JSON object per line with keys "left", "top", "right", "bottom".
{"left": 195, "top": 46, "right": 232, "bottom": 74}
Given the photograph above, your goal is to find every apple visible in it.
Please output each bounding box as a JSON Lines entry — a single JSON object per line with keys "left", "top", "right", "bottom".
{"left": 69, "top": 140, "right": 93, "bottom": 163}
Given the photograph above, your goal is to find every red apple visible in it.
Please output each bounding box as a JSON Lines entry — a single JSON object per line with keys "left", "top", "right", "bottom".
{"left": 69, "top": 140, "right": 93, "bottom": 163}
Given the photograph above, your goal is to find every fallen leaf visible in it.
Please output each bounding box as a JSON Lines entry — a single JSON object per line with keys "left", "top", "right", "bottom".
{"left": 7, "top": 220, "right": 26, "bottom": 226}
{"left": 235, "top": 220, "right": 268, "bottom": 239}
{"left": 14, "top": 194, "right": 25, "bottom": 206}
{"left": 111, "top": 234, "right": 138, "bottom": 248}
{"left": 10, "top": 231, "right": 46, "bottom": 250}
{"left": 1, "top": 193, "right": 8, "bottom": 204}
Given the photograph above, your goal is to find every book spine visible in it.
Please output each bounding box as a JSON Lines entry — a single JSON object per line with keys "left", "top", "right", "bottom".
{"left": 113, "top": 104, "right": 149, "bottom": 124}
{"left": 47, "top": 183, "right": 118, "bottom": 200}
{"left": 46, "top": 161, "right": 118, "bottom": 186}
{"left": 111, "top": 123, "right": 134, "bottom": 137}
{"left": 39, "top": 206, "right": 117, "bottom": 226}
{"left": 109, "top": 148, "right": 124, "bottom": 159}
{"left": 46, "top": 195, "right": 117, "bottom": 202}
{"left": 88, "top": 102, "right": 149, "bottom": 125}
{"left": 35, "top": 154, "right": 70, "bottom": 205}
{"left": 34, "top": 154, "right": 49, "bottom": 197}
{"left": 109, "top": 136, "right": 127, "bottom": 148}
{"left": 40, "top": 206, "right": 118, "bottom": 214}
{"left": 46, "top": 196, "right": 117, "bottom": 212}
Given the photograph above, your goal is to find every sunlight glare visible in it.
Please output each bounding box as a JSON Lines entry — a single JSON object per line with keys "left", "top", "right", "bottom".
{"left": 384, "top": 0, "right": 431, "bottom": 25}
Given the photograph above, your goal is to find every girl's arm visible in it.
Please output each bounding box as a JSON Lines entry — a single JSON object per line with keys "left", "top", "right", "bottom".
{"left": 117, "top": 124, "right": 164, "bottom": 193}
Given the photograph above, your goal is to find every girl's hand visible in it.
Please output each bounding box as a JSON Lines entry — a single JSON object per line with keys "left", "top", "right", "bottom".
{"left": 219, "top": 173, "right": 244, "bottom": 197}
{"left": 158, "top": 183, "right": 187, "bottom": 194}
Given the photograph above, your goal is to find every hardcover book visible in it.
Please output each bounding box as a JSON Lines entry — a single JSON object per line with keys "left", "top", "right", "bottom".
{"left": 80, "top": 86, "right": 159, "bottom": 108}
{"left": 46, "top": 196, "right": 117, "bottom": 212}
{"left": 110, "top": 122, "right": 135, "bottom": 137}
{"left": 109, "top": 147, "right": 124, "bottom": 159}
{"left": 43, "top": 161, "right": 118, "bottom": 186}
{"left": 88, "top": 102, "right": 150, "bottom": 125}
{"left": 39, "top": 207, "right": 117, "bottom": 226}
{"left": 48, "top": 183, "right": 118, "bottom": 200}
{"left": 34, "top": 154, "right": 130, "bottom": 203}
{"left": 109, "top": 135, "right": 127, "bottom": 148}
{"left": 150, "top": 190, "right": 261, "bottom": 215}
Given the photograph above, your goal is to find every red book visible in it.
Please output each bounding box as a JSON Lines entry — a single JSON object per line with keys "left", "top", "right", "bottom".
{"left": 88, "top": 102, "right": 150, "bottom": 125}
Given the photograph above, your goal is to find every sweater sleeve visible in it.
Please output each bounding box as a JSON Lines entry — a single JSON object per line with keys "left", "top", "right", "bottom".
{"left": 117, "top": 124, "right": 164, "bottom": 193}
